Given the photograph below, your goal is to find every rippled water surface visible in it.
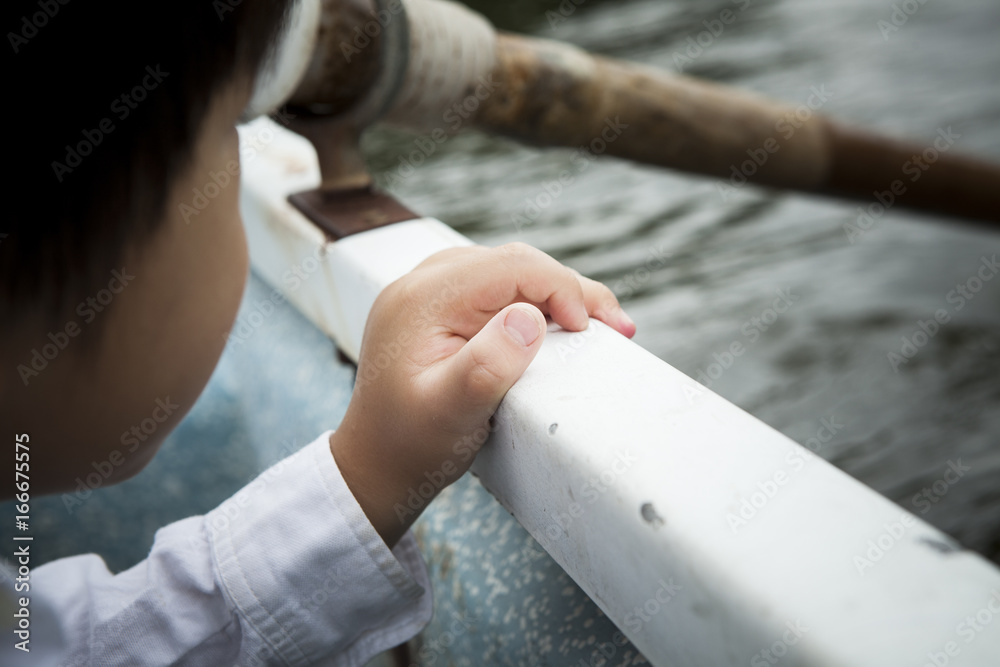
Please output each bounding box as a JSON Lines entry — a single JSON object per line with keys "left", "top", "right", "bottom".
{"left": 364, "top": 0, "right": 1000, "bottom": 561}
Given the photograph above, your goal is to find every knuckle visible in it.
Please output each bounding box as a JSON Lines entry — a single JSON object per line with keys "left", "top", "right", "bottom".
{"left": 505, "top": 241, "right": 533, "bottom": 254}
{"left": 583, "top": 277, "right": 619, "bottom": 314}
{"left": 377, "top": 280, "right": 413, "bottom": 312}
{"left": 464, "top": 351, "right": 507, "bottom": 402}
{"left": 598, "top": 281, "right": 619, "bottom": 307}
{"left": 497, "top": 241, "right": 535, "bottom": 262}
{"left": 421, "top": 245, "right": 483, "bottom": 267}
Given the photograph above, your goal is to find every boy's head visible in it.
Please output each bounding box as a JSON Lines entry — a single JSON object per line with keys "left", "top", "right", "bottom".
{"left": 3, "top": 0, "right": 293, "bottom": 495}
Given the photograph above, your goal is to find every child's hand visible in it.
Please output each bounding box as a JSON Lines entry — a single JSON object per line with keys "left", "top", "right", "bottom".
{"left": 329, "top": 243, "right": 635, "bottom": 546}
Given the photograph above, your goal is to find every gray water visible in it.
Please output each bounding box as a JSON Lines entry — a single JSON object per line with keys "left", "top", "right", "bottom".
{"left": 364, "top": 0, "right": 1000, "bottom": 562}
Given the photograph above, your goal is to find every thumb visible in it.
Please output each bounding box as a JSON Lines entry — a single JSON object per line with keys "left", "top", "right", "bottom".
{"left": 440, "top": 304, "right": 547, "bottom": 414}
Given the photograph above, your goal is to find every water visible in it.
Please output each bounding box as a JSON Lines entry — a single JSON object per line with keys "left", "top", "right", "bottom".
{"left": 364, "top": 0, "right": 1000, "bottom": 562}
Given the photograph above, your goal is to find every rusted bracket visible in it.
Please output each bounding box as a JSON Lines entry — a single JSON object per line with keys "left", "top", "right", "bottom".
{"left": 288, "top": 185, "right": 417, "bottom": 241}
{"left": 281, "top": 0, "right": 414, "bottom": 239}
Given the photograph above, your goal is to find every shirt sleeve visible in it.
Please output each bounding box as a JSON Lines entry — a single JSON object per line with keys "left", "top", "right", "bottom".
{"left": 18, "top": 431, "right": 433, "bottom": 667}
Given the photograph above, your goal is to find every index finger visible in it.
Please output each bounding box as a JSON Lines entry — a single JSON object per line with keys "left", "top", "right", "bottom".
{"left": 417, "top": 243, "right": 633, "bottom": 338}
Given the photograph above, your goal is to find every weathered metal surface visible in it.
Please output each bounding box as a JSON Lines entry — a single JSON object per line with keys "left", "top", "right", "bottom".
{"left": 475, "top": 33, "right": 830, "bottom": 190}
{"left": 473, "top": 33, "right": 1000, "bottom": 223}
{"left": 821, "top": 122, "right": 1000, "bottom": 224}
{"left": 288, "top": 186, "right": 419, "bottom": 240}
{"left": 380, "top": 0, "right": 498, "bottom": 131}
{"left": 283, "top": 115, "right": 374, "bottom": 190}
{"left": 243, "top": 0, "right": 322, "bottom": 119}
{"left": 286, "top": 0, "right": 411, "bottom": 190}
{"left": 287, "top": 0, "right": 385, "bottom": 116}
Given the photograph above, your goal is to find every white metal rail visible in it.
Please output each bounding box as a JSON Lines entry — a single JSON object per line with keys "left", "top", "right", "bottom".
{"left": 239, "top": 118, "right": 1000, "bottom": 667}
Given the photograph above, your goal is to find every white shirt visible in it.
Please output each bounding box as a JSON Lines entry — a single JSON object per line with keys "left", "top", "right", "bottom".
{"left": 0, "top": 432, "right": 433, "bottom": 666}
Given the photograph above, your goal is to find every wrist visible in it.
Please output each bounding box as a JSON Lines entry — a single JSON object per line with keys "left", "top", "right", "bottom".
{"left": 329, "top": 425, "right": 427, "bottom": 548}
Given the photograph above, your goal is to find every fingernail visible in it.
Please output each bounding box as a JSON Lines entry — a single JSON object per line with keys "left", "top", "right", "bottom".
{"left": 505, "top": 307, "right": 541, "bottom": 347}
{"left": 619, "top": 309, "right": 636, "bottom": 337}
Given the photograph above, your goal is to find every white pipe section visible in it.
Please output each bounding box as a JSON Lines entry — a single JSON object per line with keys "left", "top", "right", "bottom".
{"left": 383, "top": 0, "right": 498, "bottom": 129}
{"left": 242, "top": 0, "right": 322, "bottom": 121}
{"left": 239, "top": 117, "right": 1000, "bottom": 667}
{"left": 241, "top": 0, "right": 497, "bottom": 127}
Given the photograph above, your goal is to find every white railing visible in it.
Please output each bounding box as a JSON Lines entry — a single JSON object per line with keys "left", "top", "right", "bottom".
{"left": 239, "top": 118, "right": 1000, "bottom": 667}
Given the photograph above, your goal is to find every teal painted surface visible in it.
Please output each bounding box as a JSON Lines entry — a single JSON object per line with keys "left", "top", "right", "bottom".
{"left": 411, "top": 475, "right": 650, "bottom": 666}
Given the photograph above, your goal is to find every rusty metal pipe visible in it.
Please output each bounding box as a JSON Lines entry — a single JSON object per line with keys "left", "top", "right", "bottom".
{"left": 285, "top": 0, "right": 1000, "bottom": 224}
{"left": 476, "top": 34, "right": 829, "bottom": 191}
{"left": 474, "top": 34, "right": 1000, "bottom": 224}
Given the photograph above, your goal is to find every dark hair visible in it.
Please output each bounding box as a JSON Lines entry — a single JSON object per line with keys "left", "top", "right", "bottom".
{"left": 3, "top": 0, "right": 293, "bottom": 324}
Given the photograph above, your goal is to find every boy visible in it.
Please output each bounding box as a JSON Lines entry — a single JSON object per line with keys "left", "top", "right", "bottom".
{"left": 2, "top": 0, "right": 635, "bottom": 664}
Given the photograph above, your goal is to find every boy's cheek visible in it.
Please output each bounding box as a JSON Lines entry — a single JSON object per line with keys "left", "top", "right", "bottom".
{"left": 87, "top": 146, "right": 247, "bottom": 488}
